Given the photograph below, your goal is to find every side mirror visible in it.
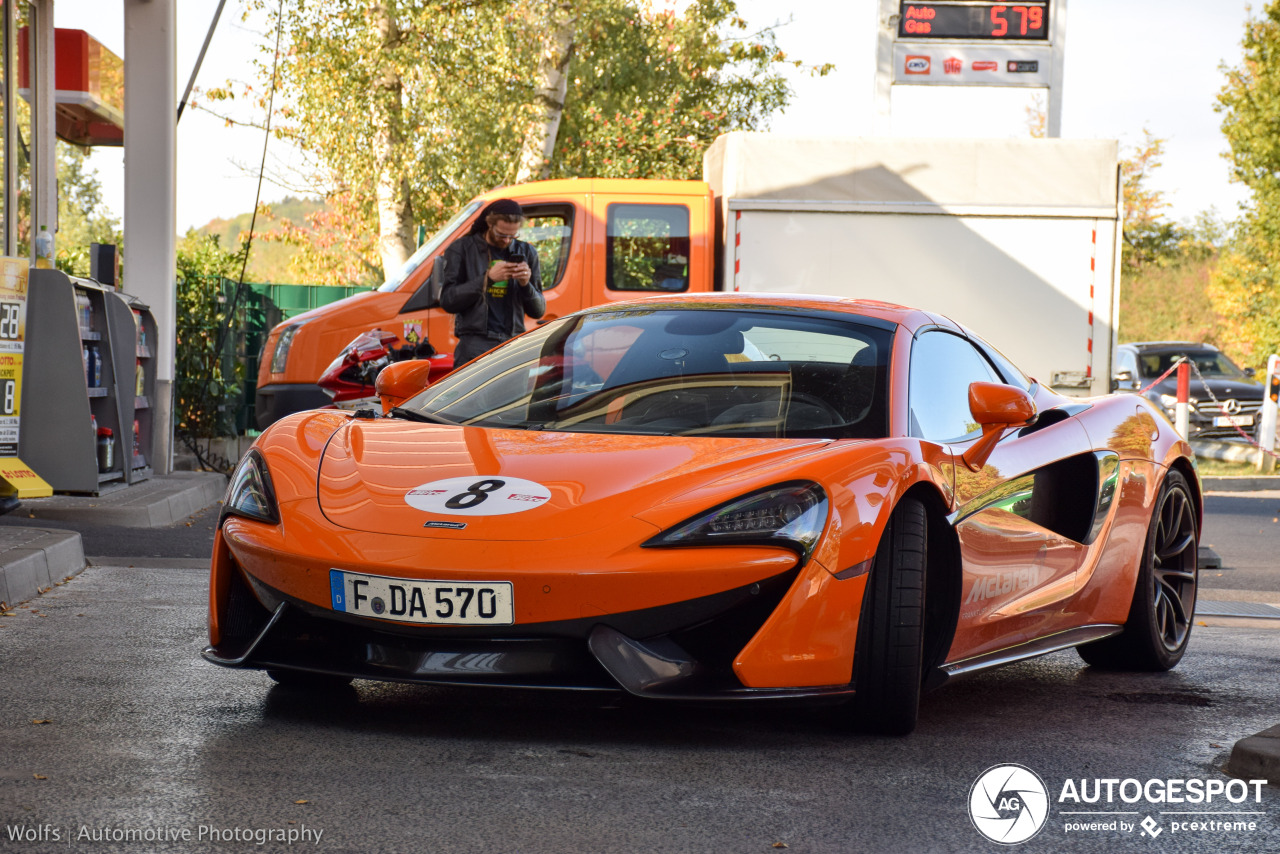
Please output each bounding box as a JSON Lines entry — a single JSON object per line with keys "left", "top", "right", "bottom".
{"left": 961, "top": 382, "right": 1036, "bottom": 472}
{"left": 398, "top": 255, "right": 446, "bottom": 313}
{"left": 1111, "top": 369, "right": 1133, "bottom": 392}
{"left": 427, "top": 254, "right": 445, "bottom": 306}
{"left": 375, "top": 359, "right": 434, "bottom": 414}
{"left": 1245, "top": 366, "right": 1257, "bottom": 378}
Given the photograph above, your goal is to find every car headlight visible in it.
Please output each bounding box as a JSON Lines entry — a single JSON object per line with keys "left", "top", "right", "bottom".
{"left": 270, "top": 321, "right": 307, "bottom": 373}
{"left": 1158, "top": 393, "right": 1179, "bottom": 409}
{"left": 644, "top": 482, "right": 828, "bottom": 564}
{"left": 222, "top": 448, "right": 280, "bottom": 525}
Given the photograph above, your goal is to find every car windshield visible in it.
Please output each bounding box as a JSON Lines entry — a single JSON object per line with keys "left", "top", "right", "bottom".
{"left": 397, "top": 306, "right": 895, "bottom": 439}
{"left": 1138, "top": 349, "right": 1249, "bottom": 380}
{"left": 376, "top": 200, "right": 484, "bottom": 293}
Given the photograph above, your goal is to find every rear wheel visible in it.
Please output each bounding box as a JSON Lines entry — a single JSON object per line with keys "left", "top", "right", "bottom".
{"left": 267, "top": 669, "right": 354, "bottom": 690}
{"left": 850, "top": 496, "right": 927, "bottom": 735}
{"left": 1078, "top": 469, "right": 1198, "bottom": 670}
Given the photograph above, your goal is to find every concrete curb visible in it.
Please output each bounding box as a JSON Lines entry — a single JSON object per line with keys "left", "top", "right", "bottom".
{"left": 1199, "top": 476, "right": 1280, "bottom": 492}
{"left": 1228, "top": 725, "right": 1280, "bottom": 784}
{"left": 0, "top": 527, "right": 85, "bottom": 609}
{"left": 0, "top": 472, "right": 225, "bottom": 608}
{"left": 17, "top": 471, "right": 226, "bottom": 527}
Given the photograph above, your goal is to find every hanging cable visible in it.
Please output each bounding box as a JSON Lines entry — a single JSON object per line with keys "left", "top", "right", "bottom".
{"left": 177, "top": 0, "right": 228, "bottom": 123}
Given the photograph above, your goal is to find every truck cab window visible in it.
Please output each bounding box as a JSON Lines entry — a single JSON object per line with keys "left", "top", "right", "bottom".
{"left": 606, "top": 204, "right": 690, "bottom": 292}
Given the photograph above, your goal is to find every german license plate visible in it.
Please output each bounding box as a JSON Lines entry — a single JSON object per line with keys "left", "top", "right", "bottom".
{"left": 329, "top": 569, "right": 513, "bottom": 625}
{"left": 1213, "top": 414, "right": 1254, "bottom": 427}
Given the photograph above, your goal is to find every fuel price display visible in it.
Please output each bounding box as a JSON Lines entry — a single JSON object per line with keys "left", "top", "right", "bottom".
{"left": 899, "top": 2, "right": 1050, "bottom": 41}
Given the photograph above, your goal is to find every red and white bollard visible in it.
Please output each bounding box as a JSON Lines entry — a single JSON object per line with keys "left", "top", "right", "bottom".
{"left": 1175, "top": 361, "right": 1190, "bottom": 440}
{"left": 1259, "top": 354, "right": 1280, "bottom": 473}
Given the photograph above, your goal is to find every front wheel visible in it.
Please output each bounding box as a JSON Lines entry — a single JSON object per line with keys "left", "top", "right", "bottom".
{"left": 849, "top": 496, "right": 927, "bottom": 735}
{"left": 1078, "top": 469, "right": 1198, "bottom": 670}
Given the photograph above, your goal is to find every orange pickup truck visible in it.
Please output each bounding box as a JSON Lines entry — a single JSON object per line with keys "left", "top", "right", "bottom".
{"left": 254, "top": 178, "right": 714, "bottom": 428}
{"left": 254, "top": 134, "right": 1122, "bottom": 429}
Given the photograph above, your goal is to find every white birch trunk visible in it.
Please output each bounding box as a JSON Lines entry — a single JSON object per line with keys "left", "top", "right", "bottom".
{"left": 372, "top": 1, "right": 415, "bottom": 278}
{"left": 516, "top": 2, "right": 576, "bottom": 183}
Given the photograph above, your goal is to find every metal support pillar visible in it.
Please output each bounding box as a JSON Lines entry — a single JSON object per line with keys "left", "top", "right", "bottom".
{"left": 124, "top": 0, "right": 177, "bottom": 475}
{"left": 31, "top": 0, "right": 55, "bottom": 263}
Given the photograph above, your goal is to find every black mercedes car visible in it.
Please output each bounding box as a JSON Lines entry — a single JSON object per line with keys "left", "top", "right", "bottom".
{"left": 1113, "top": 341, "right": 1264, "bottom": 440}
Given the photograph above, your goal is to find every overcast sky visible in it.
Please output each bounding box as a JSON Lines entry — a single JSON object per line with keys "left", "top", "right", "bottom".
{"left": 55, "top": 0, "right": 1254, "bottom": 234}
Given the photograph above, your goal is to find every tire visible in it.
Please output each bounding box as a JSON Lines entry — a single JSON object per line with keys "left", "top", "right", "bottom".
{"left": 267, "top": 669, "right": 354, "bottom": 690}
{"left": 1078, "top": 469, "right": 1198, "bottom": 671}
{"left": 850, "top": 496, "right": 927, "bottom": 735}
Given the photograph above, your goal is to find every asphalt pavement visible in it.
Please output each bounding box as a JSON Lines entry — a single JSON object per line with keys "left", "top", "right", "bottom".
{"left": 0, "top": 470, "right": 1277, "bottom": 787}
{"left": 0, "top": 471, "right": 224, "bottom": 609}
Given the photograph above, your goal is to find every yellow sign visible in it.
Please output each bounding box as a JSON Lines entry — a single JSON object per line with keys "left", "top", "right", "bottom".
{"left": 0, "top": 258, "right": 27, "bottom": 460}
{"left": 0, "top": 456, "right": 52, "bottom": 497}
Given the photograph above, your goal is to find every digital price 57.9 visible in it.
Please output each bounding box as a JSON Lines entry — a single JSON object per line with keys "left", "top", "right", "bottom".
{"left": 899, "top": 2, "right": 1049, "bottom": 41}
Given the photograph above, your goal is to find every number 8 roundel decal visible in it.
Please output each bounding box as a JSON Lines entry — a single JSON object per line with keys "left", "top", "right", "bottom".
{"left": 405, "top": 476, "right": 552, "bottom": 516}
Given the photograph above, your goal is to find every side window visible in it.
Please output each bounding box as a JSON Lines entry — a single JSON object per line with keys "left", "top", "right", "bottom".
{"left": 520, "top": 206, "right": 573, "bottom": 290}
{"left": 606, "top": 203, "right": 690, "bottom": 292}
{"left": 973, "top": 337, "right": 1031, "bottom": 390}
{"left": 908, "top": 330, "right": 1001, "bottom": 441}
{"left": 1118, "top": 350, "right": 1138, "bottom": 376}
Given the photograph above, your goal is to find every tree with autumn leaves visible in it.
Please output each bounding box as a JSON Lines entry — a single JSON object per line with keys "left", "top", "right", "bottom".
{"left": 229, "top": 0, "right": 827, "bottom": 285}
{"left": 1115, "top": 130, "right": 1225, "bottom": 347}
{"left": 1211, "top": 0, "right": 1280, "bottom": 367}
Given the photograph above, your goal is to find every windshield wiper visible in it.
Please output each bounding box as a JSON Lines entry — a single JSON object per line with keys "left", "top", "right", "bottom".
{"left": 389, "top": 407, "right": 459, "bottom": 426}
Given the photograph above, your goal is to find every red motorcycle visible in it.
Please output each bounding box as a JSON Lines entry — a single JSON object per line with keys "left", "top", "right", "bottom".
{"left": 317, "top": 329, "right": 453, "bottom": 410}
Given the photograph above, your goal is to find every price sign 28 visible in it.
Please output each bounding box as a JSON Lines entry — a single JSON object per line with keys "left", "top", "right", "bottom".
{"left": 0, "top": 302, "right": 20, "bottom": 340}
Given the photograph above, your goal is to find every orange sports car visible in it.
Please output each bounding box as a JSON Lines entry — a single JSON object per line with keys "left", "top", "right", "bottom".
{"left": 204, "top": 294, "right": 1201, "bottom": 734}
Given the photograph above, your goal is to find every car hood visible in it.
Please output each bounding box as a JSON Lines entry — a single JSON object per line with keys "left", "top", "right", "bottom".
{"left": 1146, "top": 375, "right": 1263, "bottom": 402}
{"left": 316, "top": 420, "right": 830, "bottom": 540}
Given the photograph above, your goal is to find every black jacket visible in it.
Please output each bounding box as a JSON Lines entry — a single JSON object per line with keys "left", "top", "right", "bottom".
{"left": 439, "top": 233, "right": 545, "bottom": 340}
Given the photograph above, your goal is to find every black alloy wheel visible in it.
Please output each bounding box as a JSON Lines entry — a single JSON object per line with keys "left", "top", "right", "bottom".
{"left": 1151, "top": 474, "right": 1198, "bottom": 653}
{"left": 1078, "top": 469, "right": 1198, "bottom": 671}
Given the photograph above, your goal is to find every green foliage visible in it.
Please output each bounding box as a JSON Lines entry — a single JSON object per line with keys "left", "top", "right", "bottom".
{"left": 174, "top": 231, "right": 248, "bottom": 439}
{"left": 54, "top": 142, "right": 122, "bottom": 277}
{"left": 1120, "top": 256, "right": 1220, "bottom": 346}
{"left": 1211, "top": 0, "right": 1280, "bottom": 368}
{"left": 196, "top": 196, "right": 326, "bottom": 283}
{"left": 239, "top": 0, "right": 823, "bottom": 283}
{"left": 550, "top": 1, "right": 804, "bottom": 179}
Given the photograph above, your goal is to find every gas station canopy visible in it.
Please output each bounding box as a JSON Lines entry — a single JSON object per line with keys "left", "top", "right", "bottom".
{"left": 20, "top": 28, "right": 123, "bottom": 147}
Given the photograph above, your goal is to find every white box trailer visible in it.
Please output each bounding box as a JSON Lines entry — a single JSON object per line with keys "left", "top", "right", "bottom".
{"left": 703, "top": 133, "right": 1122, "bottom": 397}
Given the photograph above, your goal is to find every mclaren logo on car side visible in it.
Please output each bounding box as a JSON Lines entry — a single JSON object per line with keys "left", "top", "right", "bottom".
{"left": 965, "top": 566, "right": 1043, "bottom": 605}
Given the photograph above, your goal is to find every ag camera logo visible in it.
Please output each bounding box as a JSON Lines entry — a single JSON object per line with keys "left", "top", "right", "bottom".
{"left": 969, "top": 764, "right": 1049, "bottom": 844}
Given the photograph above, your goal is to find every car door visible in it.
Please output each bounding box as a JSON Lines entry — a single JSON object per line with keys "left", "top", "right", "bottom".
{"left": 518, "top": 202, "right": 585, "bottom": 328}
{"left": 907, "top": 328, "right": 1093, "bottom": 662}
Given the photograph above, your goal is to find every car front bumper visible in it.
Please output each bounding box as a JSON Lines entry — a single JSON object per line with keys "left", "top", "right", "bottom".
{"left": 206, "top": 510, "right": 869, "bottom": 698}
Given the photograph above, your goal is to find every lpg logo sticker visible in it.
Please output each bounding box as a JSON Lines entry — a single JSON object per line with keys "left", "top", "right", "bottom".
{"left": 406, "top": 476, "right": 552, "bottom": 516}
{"left": 969, "top": 764, "right": 1049, "bottom": 845}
